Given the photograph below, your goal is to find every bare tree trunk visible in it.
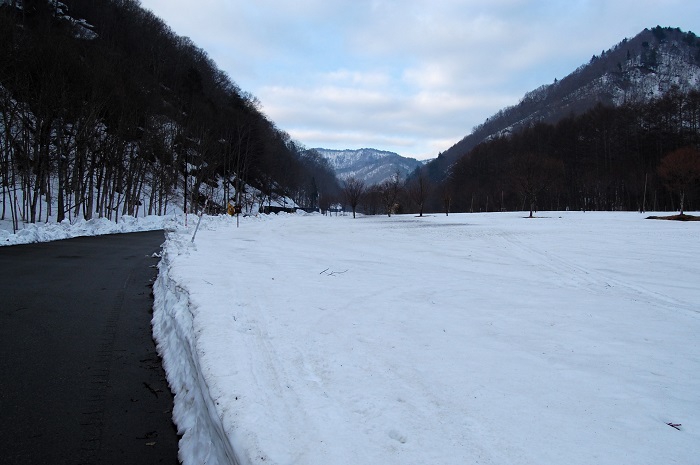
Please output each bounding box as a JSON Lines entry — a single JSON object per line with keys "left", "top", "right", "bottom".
{"left": 85, "top": 159, "right": 95, "bottom": 220}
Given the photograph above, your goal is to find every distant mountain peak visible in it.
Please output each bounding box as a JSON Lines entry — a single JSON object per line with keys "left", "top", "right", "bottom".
{"left": 312, "top": 148, "right": 422, "bottom": 186}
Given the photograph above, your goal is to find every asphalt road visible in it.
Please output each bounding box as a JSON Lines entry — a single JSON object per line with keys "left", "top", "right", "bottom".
{"left": 0, "top": 231, "right": 179, "bottom": 465}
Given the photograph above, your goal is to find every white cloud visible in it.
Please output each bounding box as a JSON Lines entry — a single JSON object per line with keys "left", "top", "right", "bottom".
{"left": 140, "top": 0, "right": 700, "bottom": 159}
{"left": 258, "top": 77, "right": 518, "bottom": 159}
{"left": 322, "top": 70, "right": 392, "bottom": 88}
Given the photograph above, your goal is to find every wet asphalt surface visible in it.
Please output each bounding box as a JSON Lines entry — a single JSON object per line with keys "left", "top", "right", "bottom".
{"left": 0, "top": 231, "right": 180, "bottom": 465}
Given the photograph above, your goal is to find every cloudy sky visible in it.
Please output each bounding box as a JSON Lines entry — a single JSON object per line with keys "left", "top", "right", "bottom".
{"left": 139, "top": 0, "right": 698, "bottom": 160}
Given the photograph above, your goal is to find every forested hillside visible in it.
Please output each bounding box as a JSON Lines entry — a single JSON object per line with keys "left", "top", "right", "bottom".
{"left": 432, "top": 91, "right": 700, "bottom": 214}
{"left": 0, "top": 0, "right": 339, "bottom": 231}
{"left": 423, "top": 27, "right": 700, "bottom": 180}
{"left": 312, "top": 148, "right": 423, "bottom": 186}
{"left": 416, "top": 27, "right": 700, "bottom": 215}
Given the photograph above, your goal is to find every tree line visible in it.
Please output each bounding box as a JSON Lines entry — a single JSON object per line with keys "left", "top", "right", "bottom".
{"left": 341, "top": 90, "right": 700, "bottom": 217}
{"left": 422, "top": 27, "right": 700, "bottom": 197}
{"left": 0, "top": 0, "right": 339, "bottom": 231}
{"left": 435, "top": 90, "right": 700, "bottom": 214}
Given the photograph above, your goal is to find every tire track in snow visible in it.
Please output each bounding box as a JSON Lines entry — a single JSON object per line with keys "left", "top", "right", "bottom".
{"left": 498, "top": 233, "right": 697, "bottom": 315}
{"left": 238, "top": 301, "right": 323, "bottom": 463}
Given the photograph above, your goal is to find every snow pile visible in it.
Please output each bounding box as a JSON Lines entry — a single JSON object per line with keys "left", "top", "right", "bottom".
{"left": 152, "top": 230, "right": 239, "bottom": 465}
{"left": 154, "top": 211, "right": 700, "bottom": 465}
{"left": 0, "top": 215, "right": 180, "bottom": 246}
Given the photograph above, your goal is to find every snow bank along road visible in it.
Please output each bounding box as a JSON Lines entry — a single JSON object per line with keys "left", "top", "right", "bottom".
{"left": 0, "top": 231, "right": 179, "bottom": 465}
{"left": 155, "top": 212, "right": 700, "bottom": 465}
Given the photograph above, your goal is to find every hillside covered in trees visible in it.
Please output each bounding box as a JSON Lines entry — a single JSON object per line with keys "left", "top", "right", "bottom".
{"left": 434, "top": 91, "right": 700, "bottom": 214}
{"left": 424, "top": 27, "right": 700, "bottom": 183}
{"left": 3, "top": 5, "right": 698, "bottom": 224}
{"left": 410, "top": 27, "right": 700, "bottom": 215}
{"left": 321, "top": 27, "right": 700, "bottom": 218}
{"left": 0, "top": 0, "right": 340, "bottom": 230}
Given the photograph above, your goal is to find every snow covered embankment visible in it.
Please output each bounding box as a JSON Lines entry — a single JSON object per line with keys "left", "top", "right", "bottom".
{"left": 152, "top": 232, "right": 238, "bottom": 465}
{"left": 0, "top": 215, "right": 178, "bottom": 246}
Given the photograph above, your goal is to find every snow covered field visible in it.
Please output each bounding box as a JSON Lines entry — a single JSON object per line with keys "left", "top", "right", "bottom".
{"left": 153, "top": 211, "right": 700, "bottom": 465}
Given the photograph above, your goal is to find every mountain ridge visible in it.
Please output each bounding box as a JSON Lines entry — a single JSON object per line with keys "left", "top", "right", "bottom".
{"left": 312, "top": 147, "right": 424, "bottom": 186}
{"left": 426, "top": 26, "right": 700, "bottom": 181}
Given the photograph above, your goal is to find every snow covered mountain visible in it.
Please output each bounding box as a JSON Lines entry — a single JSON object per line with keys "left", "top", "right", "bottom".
{"left": 428, "top": 26, "right": 700, "bottom": 181}
{"left": 312, "top": 148, "right": 424, "bottom": 186}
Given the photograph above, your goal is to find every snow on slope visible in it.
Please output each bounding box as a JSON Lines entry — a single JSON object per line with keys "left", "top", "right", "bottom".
{"left": 437, "top": 27, "right": 700, "bottom": 173}
{"left": 154, "top": 211, "right": 700, "bottom": 465}
{"left": 314, "top": 148, "right": 423, "bottom": 186}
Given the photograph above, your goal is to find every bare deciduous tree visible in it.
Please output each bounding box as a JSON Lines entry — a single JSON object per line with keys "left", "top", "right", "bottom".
{"left": 406, "top": 169, "right": 430, "bottom": 217}
{"left": 511, "top": 153, "right": 564, "bottom": 218}
{"left": 380, "top": 170, "right": 402, "bottom": 217}
{"left": 658, "top": 146, "right": 700, "bottom": 215}
{"left": 343, "top": 176, "right": 365, "bottom": 218}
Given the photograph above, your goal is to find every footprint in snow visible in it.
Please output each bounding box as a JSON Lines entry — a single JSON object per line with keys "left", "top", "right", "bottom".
{"left": 388, "top": 429, "right": 407, "bottom": 444}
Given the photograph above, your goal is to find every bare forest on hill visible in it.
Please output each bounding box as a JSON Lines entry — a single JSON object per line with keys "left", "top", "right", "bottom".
{"left": 428, "top": 92, "right": 700, "bottom": 214}
{"left": 0, "top": 0, "right": 339, "bottom": 231}
{"left": 3, "top": 5, "right": 699, "bottom": 223}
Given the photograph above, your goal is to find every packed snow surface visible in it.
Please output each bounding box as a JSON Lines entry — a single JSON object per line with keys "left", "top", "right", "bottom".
{"left": 5, "top": 211, "right": 697, "bottom": 463}
{"left": 154, "top": 211, "right": 699, "bottom": 465}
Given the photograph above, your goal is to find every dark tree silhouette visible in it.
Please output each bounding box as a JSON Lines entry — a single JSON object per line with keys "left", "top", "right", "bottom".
{"left": 380, "top": 171, "right": 401, "bottom": 217}
{"left": 343, "top": 177, "right": 365, "bottom": 218}
{"left": 0, "top": 0, "right": 341, "bottom": 226}
{"left": 657, "top": 146, "right": 700, "bottom": 215}
{"left": 510, "top": 153, "right": 564, "bottom": 218}
{"left": 406, "top": 169, "right": 430, "bottom": 217}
